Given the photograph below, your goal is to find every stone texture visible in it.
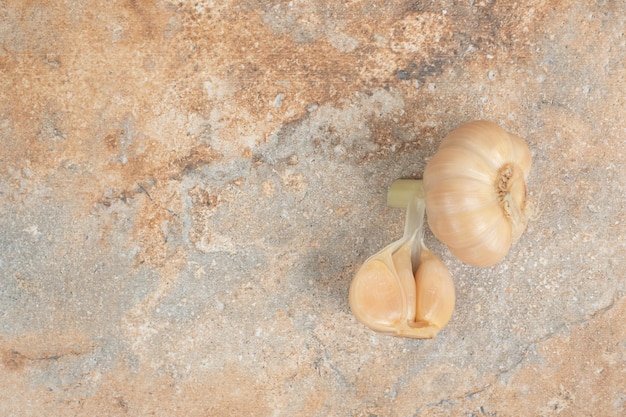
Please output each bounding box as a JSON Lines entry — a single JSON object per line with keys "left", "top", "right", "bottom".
{"left": 1, "top": 1, "right": 624, "bottom": 416}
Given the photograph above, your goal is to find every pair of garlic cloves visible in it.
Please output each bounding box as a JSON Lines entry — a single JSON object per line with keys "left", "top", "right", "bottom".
{"left": 350, "top": 121, "right": 532, "bottom": 339}
{"left": 349, "top": 185, "right": 455, "bottom": 339}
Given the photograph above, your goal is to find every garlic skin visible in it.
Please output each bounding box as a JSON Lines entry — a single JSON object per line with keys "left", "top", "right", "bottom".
{"left": 423, "top": 121, "right": 532, "bottom": 266}
{"left": 349, "top": 197, "right": 455, "bottom": 339}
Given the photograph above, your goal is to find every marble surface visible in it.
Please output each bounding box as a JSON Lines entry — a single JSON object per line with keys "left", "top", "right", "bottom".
{"left": 1, "top": 1, "right": 624, "bottom": 416}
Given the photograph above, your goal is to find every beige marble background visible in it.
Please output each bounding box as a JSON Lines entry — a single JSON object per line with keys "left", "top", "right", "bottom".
{"left": 1, "top": 0, "right": 625, "bottom": 416}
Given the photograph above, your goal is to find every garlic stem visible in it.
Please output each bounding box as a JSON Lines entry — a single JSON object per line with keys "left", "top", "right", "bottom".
{"left": 387, "top": 179, "right": 426, "bottom": 275}
{"left": 387, "top": 179, "right": 425, "bottom": 208}
{"left": 405, "top": 197, "right": 425, "bottom": 275}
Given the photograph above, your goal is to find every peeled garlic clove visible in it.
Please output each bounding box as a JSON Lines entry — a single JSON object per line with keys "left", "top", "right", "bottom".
{"left": 348, "top": 243, "right": 410, "bottom": 334}
{"left": 349, "top": 192, "right": 455, "bottom": 339}
{"left": 423, "top": 121, "right": 532, "bottom": 266}
{"left": 414, "top": 247, "right": 455, "bottom": 331}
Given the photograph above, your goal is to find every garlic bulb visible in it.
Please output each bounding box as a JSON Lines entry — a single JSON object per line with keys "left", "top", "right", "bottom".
{"left": 349, "top": 194, "right": 455, "bottom": 339}
{"left": 423, "top": 121, "right": 532, "bottom": 266}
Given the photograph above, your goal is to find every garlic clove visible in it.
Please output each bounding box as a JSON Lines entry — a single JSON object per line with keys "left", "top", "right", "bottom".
{"left": 508, "top": 133, "right": 532, "bottom": 175}
{"left": 438, "top": 120, "right": 515, "bottom": 170}
{"left": 349, "top": 206, "right": 420, "bottom": 336}
{"left": 414, "top": 247, "right": 455, "bottom": 331}
{"left": 448, "top": 215, "right": 512, "bottom": 267}
{"left": 424, "top": 147, "right": 496, "bottom": 185}
{"left": 425, "top": 176, "right": 497, "bottom": 213}
{"left": 428, "top": 202, "right": 512, "bottom": 253}
{"left": 349, "top": 255, "right": 404, "bottom": 334}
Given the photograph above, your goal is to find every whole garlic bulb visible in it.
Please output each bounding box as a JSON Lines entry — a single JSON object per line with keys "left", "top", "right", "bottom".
{"left": 423, "top": 121, "right": 532, "bottom": 267}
